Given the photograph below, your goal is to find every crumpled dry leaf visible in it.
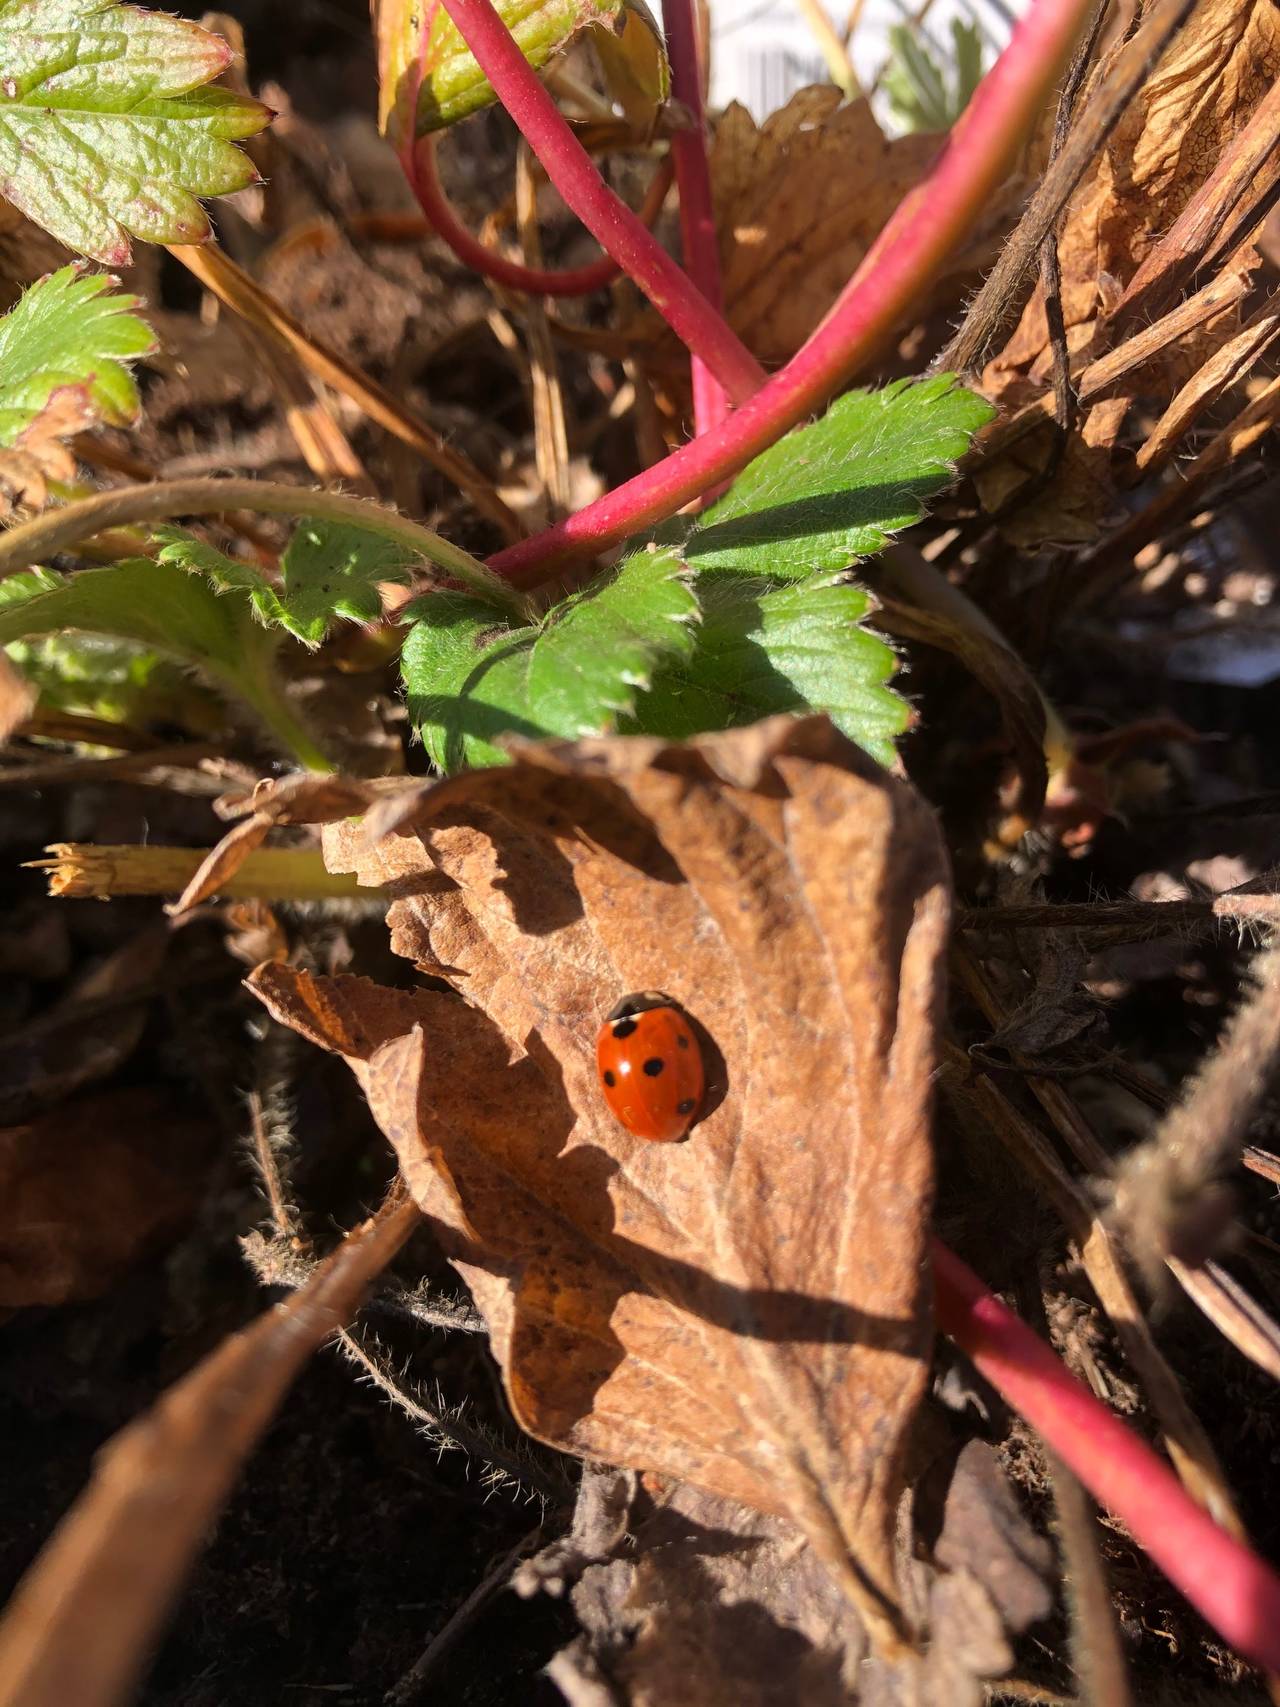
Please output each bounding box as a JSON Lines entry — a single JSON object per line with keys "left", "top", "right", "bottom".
{"left": 0, "top": 389, "right": 89, "bottom": 523}
{"left": 518, "top": 1434, "right": 1051, "bottom": 1706}
{"left": 710, "top": 90, "right": 949, "bottom": 368}
{"left": 249, "top": 716, "right": 951, "bottom": 1644}
{"left": 0, "top": 1087, "right": 206, "bottom": 1308}
{"left": 980, "top": 0, "right": 1280, "bottom": 543}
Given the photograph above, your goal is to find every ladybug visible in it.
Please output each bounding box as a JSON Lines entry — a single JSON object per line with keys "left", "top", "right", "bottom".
{"left": 595, "top": 992, "right": 705, "bottom": 1143}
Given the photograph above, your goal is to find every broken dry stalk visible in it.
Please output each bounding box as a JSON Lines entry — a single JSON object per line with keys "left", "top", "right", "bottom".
{"left": 169, "top": 244, "right": 523, "bottom": 543}
{"left": 31, "top": 842, "right": 369, "bottom": 903}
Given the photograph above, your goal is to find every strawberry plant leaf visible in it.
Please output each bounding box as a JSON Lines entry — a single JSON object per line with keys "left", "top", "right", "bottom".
{"left": 629, "top": 573, "right": 907, "bottom": 768}
{"left": 0, "top": 267, "right": 154, "bottom": 447}
{"left": 156, "top": 522, "right": 416, "bottom": 648}
{"left": 402, "top": 546, "right": 696, "bottom": 771}
{"left": 0, "top": 2, "right": 271, "bottom": 265}
{"left": 682, "top": 377, "right": 995, "bottom": 580}
{"left": 525, "top": 546, "right": 697, "bottom": 734}
{"left": 402, "top": 592, "right": 539, "bottom": 771}
{"left": 0, "top": 558, "right": 328, "bottom": 765}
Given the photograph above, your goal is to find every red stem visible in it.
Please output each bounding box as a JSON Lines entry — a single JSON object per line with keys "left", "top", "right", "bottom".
{"left": 488, "top": 0, "right": 1095, "bottom": 581}
{"left": 662, "top": 0, "right": 730, "bottom": 432}
{"left": 407, "top": 134, "right": 675, "bottom": 298}
{"left": 933, "top": 1238, "right": 1280, "bottom": 1674}
{"left": 433, "top": 0, "right": 765, "bottom": 403}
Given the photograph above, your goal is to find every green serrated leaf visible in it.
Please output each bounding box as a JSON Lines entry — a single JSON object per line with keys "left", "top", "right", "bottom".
{"left": 0, "top": 1, "right": 271, "bottom": 264}
{"left": 402, "top": 547, "right": 698, "bottom": 771}
{"left": 375, "top": 0, "right": 668, "bottom": 141}
{"left": 685, "top": 377, "right": 994, "bottom": 581}
{"left": 0, "top": 267, "right": 154, "bottom": 447}
{"left": 0, "top": 557, "right": 328, "bottom": 765}
{"left": 402, "top": 591, "right": 540, "bottom": 771}
{"left": 526, "top": 546, "right": 696, "bottom": 736}
{"left": 156, "top": 521, "right": 416, "bottom": 647}
{"left": 629, "top": 573, "right": 907, "bottom": 768}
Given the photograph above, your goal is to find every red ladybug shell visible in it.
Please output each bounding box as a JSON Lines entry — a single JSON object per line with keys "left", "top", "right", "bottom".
{"left": 596, "top": 993, "right": 705, "bottom": 1143}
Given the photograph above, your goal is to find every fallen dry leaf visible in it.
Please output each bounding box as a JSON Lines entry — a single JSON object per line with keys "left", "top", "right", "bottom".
{"left": 637, "top": 88, "right": 1015, "bottom": 378}
{"left": 249, "top": 716, "right": 951, "bottom": 1645}
{"left": 0, "top": 1087, "right": 206, "bottom": 1308}
{"left": 518, "top": 1434, "right": 1051, "bottom": 1706}
{"left": 0, "top": 1189, "right": 420, "bottom": 1707}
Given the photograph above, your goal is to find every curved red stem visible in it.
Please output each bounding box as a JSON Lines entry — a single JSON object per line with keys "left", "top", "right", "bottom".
{"left": 662, "top": 0, "right": 730, "bottom": 432}
{"left": 407, "top": 135, "right": 675, "bottom": 298}
{"left": 487, "top": 0, "right": 1095, "bottom": 581}
{"left": 933, "top": 1238, "right": 1280, "bottom": 1674}
{"left": 433, "top": 0, "right": 765, "bottom": 403}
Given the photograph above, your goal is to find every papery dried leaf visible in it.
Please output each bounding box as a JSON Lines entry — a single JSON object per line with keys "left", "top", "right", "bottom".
{"left": 251, "top": 716, "right": 950, "bottom": 1641}
{"left": 0, "top": 1088, "right": 205, "bottom": 1308}
{"left": 525, "top": 1436, "right": 1050, "bottom": 1706}
{"left": 697, "top": 89, "right": 1006, "bottom": 369}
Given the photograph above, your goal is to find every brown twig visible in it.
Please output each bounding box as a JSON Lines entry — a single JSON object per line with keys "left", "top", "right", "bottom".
{"left": 939, "top": 0, "right": 1194, "bottom": 374}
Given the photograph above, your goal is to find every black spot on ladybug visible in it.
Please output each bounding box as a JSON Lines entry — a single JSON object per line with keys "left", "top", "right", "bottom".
{"left": 642, "top": 1057, "right": 665, "bottom": 1077}
{"left": 611, "top": 1017, "right": 638, "bottom": 1039}
{"left": 676, "top": 1033, "right": 690, "bottom": 1049}
{"left": 603, "top": 1069, "right": 616, "bottom": 1087}
{"left": 677, "top": 1098, "right": 696, "bottom": 1115}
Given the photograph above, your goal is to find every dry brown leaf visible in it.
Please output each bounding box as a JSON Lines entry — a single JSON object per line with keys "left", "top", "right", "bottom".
{"left": 0, "top": 651, "right": 36, "bottom": 740}
{"left": 0, "top": 388, "right": 91, "bottom": 522}
{"left": 521, "top": 1436, "right": 1051, "bottom": 1706}
{"left": 709, "top": 90, "right": 947, "bottom": 367}
{"left": 0, "top": 1190, "right": 420, "bottom": 1707}
{"left": 0, "top": 1088, "right": 206, "bottom": 1308}
{"left": 249, "top": 716, "right": 951, "bottom": 1646}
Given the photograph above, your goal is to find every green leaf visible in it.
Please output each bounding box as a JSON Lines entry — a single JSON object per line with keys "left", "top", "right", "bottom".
{"left": 375, "top": 0, "right": 668, "bottom": 141}
{"left": 629, "top": 573, "right": 907, "bottom": 768}
{"left": 0, "top": 267, "right": 155, "bottom": 448}
{"left": 883, "top": 16, "right": 985, "bottom": 134}
{"left": 402, "top": 592, "right": 539, "bottom": 771}
{"left": 525, "top": 546, "right": 696, "bottom": 734}
{"left": 0, "top": 558, "right": 328, "bottom": 765}
{"left": 402, "top": 546, "right": 697, "bottom": 771}
{"left": 683, "top": 377, "right": 995, "bottom": 580}
{"left": 156, "top": 521, "right": 416, "bottom": 647}
{"left": 0, "top": 1, "right": 271, "bottom": 264}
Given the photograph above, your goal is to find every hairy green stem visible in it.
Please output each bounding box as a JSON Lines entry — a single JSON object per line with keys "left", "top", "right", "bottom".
{"left": 0, "top": 479, "right": 528, "bottom": 620}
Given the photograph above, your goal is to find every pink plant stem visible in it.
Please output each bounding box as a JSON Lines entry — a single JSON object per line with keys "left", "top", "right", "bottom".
{"left": 933, "top": 1238, "right": 1280, "bottom": 1674}
{"left": 407, "top": 134, "right": 675, "bottom": 297}
{"left": 662, "top": 0, "right": 730, "bottom": 432}
{"left": 433, "top": 0, "right": 765, "bottom": 403}
{"left": 488, "top": 0, "right": 1095, "bottom": 581}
